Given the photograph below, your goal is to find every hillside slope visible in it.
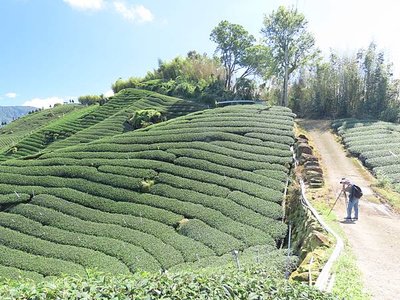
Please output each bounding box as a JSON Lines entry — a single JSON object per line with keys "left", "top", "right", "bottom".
{"left": 0, "top": 89, "right": 204, "bottom": 161}
{"left": 0, "top": 104, "right": 295, "bottom": 278}
{"left": 0, "top": 105, "right": 86, "bottom": 152}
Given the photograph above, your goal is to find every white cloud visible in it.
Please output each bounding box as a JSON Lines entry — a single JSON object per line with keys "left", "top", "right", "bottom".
{"left": 5, "top": 92, "right": 17, "bottom": 98}
{"left": 104, "top": 89, "right": 114, "bottom": 97}
{"left": 63, "top": 0, "right": 104, "bottom": 11}
{"left": 113, "top": 1, "right": 154, "bottom": 23}
{"left": 23, "top": 97, "right": 65, "bottom": 108}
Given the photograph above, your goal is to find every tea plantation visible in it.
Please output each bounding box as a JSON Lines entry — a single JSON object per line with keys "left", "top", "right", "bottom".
{"left": 0, "top": 89, "right": 204, "bottom": 161}
{"left": 0, "top": 103, "right": 296, "bottom": 279}
{"left": 333, "top": 118, "right": 400, "bottom": 191}
{"left": 0, "top": 104, "right": 86, "bottom": 153}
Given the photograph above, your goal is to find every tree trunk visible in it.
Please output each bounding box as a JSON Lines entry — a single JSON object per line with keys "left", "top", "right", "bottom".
{"left": 282, "top": 43, "right": 289, "bottom": 106}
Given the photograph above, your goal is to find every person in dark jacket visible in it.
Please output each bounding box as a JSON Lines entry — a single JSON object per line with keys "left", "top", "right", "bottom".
{"left": 343, "top": 178, "right": 360, "bottom": 221}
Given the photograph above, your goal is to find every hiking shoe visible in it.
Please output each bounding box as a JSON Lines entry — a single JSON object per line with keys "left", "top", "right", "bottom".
{"left": 344, "top": 217, "right": 352, "bottom": 220}
{"left": 353, "top": 218, "right": 358, "bottom": 221}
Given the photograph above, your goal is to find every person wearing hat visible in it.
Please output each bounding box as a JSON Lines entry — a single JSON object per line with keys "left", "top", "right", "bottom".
{"left": 342, "top": 178, "right": 360, "bottom": 221}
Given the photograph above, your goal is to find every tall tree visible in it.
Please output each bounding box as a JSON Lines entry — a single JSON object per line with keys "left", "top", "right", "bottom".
{"left": 261, "top": 6, "right": 317, "bottom": 106}
{"left": 210, "top": 20, "right": 256, "bottom": 91}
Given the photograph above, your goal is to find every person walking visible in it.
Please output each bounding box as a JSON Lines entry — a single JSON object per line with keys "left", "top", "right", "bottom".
{"left": 342, "top": 178, "right": 362, "bottom": 221}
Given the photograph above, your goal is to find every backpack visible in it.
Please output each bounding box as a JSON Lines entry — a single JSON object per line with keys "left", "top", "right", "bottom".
{"left": 352, "top": 185, "right": 363, "bottom": 199}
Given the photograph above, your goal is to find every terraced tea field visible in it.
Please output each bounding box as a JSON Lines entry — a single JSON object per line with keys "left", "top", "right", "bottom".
{"left": 0, "top": 105, "right": 86, "bottom": 152}
{"left": 0, "top": 104, "right": 295, "bottom": 279}
{"left": 333, "top": 118, "right": 400, "bottom": 191}
{"left": 0, "top": 89, "right": 204, "bottom": 161}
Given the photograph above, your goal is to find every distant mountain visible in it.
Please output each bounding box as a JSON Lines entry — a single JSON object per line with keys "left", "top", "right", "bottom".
{"left": 0, "top": 106, "right": 35, "bottom": 125}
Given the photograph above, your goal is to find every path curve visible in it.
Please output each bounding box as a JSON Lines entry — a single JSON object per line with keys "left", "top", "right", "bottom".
{"left": 299, "top": 119, "right": 400, "bottom": 300}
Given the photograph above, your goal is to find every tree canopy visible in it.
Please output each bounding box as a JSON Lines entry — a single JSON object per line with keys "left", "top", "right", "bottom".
{"left": 261, "top": 6, "right": 317, "bottom": 106}
{"left": 210, "top": 20, "right": 269, "bottom": 93}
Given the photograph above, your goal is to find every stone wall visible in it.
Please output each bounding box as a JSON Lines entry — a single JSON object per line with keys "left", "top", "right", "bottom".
{"left": 294, "top": 134, "right": 324, "bottom": 188}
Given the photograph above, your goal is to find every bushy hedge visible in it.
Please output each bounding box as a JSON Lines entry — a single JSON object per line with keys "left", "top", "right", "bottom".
{"left": 0, "top": 264, "right": 44, "bottom": 282}
{"left": 211, "top": 140, "right": 292, "bottom": 157}
{"left": 169, "top": 148, "right": 287, "bottom": 171}
{"left": 0, "top": 245, "right": 86, "bottom": 277}
{"left": 227, "top": 191, "right": 283, "bottom": 219}
{"left": 27, "top": 193, "right": 214, "bottom": 262}
{"left": 42, "top": 150, "right": 177, "bottom": 163}
{"left": 9, "top": 203, "right": 184, "bottom": 270}
{"left": 0, "top": 212, "right": 161, "bottom": 272}
{"left": 0, "top": 226, "right": 130, "bottom": 275}
{"left": 177, "top": 219, "right": 243, "bottom": 255}
{"left": 0, "top": 104, "right": 296, "bottom": 277}
{"left": 174, "top": 157, "right": 285, "bottom": 200}
{"left": 0, "top": 267, "right": 338, "bottom": 299}
{"left": 0, "top": 193, "right": 30, "bottom": 205}
{"left": 334, "top": 118, "right": 400, "bottom": 189}
{"left": 151, "top": 183, "right": 286, "bottom": 239}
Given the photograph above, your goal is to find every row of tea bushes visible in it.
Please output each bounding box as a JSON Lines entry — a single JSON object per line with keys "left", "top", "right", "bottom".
{"left": 0, "top": 105, "right": 295, "bottom": 278}
{"left": 333, "top": 118, "right": 400, "bottom": 189}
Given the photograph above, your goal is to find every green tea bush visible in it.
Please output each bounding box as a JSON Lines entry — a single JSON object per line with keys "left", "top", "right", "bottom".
{"left": 151, "top": 184, "right": 286, "bottom": 239}
{"left": 169, "top": 148, "right": 287, "bottom": 171}
{"left": 0, "top": 245, "right": 86, "bottom": 277}
{"left": 212, "top": 140, "right": 292, "bottom": 157}
{"left": 0, "top": 264, "right": 44, "bottom": 281}
{"left": 173, "top": 157, "right": 285, "bottom": 200}
{"left": 176, "top": 219, "right": 243, "bottom": 255}
{"left": 227, "top": 191, "right": 283, "bottom": 219}
{"left": 0, "top": 226, "right": 130, "bottom": 275}
{"left": 0, "top": 268, "right": 338, "bottom": 299}
{"left": 0, "top": 193, "right": 30, "bottom": 205}
{"left": 0, "top": 212, "right": 161, "bottom": 272}
{"left": 155, "top": 172, "right": 230, "bottom": 198}
{"left": 28, "top": 193, "right": 214, "bottom": 261}
{"left": 42, "top": 150, "right": 176, "bottom": 163}
{"left": 9, "top": 203, "right": 184, "bottom": 269}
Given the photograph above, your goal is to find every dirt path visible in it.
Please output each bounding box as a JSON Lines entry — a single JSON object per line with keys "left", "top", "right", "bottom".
{"left": 299, "top": 119, "right": 400, "bottom": 300}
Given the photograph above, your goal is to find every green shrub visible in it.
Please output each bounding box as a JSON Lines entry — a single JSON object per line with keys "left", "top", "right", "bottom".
{"left": 0, "top": 267, "right": 338, "bottom": 299}
{"left": 0, "top": 264, "right": 44, "bottom": 281}
{"left": 0, "top": 212, "right": 161, "bottom": 272}
{"left": 0, "top": 193, "right": 30, "bottom": 205}
{"left": 0, "top": 226, "right": 130, "bottom": 275}
{"left": 27, "top": 193, "right": 214, "bottom": 262}
{"left": 0, "top": 245, "right": 85, "bottom": 277}
{"left": 176, "top": 219, "right": 243, "bottom": 255}
{"left": 9, "top": 203, "right": 184, "bottom": 269}
{"left": 151, "top": 184, "right": 287, "bottom": 240}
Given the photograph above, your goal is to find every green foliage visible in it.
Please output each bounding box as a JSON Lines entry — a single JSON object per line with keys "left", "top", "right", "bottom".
{"left": 112, "top": 53, "right": 226, "bottom": 102}
{"left": 293, "top": 42, "right": 397, "bottom": 119}
{"left": 0, "top": 268, "right": 339, "bottom": 299}
{"left": 0, "top": 104, "right": 295, "bottom": 278}
{"left": 333, "top": 118, "right": 400, "bottom": 191}
{"left": 262, "top": 5, "right": 317, "bottom": 106}
{"left": 126, "top": 109, "right": 165, "bottom": 129}
{"left": 78, "top": 95, "right": 102, "bottom": 106}
{"left": 0, "top": 245, "right": 86, "bottom": 277}
{"left": 0, "top": 212, "right": 162, "bottom": 273}
{"left": 0, "top": 226, "right": 130, "bottom": 275}
{"left": 210, "top": 20, "right": 265, "bottom": 92}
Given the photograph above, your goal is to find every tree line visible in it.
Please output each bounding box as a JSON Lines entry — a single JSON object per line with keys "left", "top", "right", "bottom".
{"left": 81, "top": 6, "right": 399, "bottom": 121}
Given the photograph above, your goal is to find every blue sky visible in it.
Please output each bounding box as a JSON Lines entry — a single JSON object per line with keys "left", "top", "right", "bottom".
{"left": 1, "top": 0, "right": 400, "bottom": 107}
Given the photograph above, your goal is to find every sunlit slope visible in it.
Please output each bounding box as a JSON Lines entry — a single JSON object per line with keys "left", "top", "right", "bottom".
{"left": 333, "top": 118, "right": 400, "bottom": 191}
{"left": 0, "top": 105, "right": 295, "bottom": 278}
{"left": 0, "top": 105, "right": 86, "bottom": 153}
{"left": 0, "top": 89, "right": 204, "bottom": 161}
